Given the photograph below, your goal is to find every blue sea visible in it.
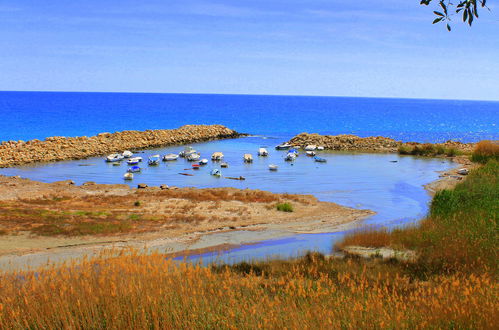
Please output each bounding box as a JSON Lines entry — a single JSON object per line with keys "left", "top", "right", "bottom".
{"left": 0, "top": 91, "right": 498, "bottom": 264}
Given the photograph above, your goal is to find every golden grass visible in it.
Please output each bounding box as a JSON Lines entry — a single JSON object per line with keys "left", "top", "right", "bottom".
{"left": 472, "top": 140, "right": 499, "bottom": 163}
{"left": 0, "top": 251, "right": 496, "bottom": 329}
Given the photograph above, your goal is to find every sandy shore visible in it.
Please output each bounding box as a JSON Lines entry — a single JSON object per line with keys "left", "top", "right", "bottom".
{"left": 0, "top": 175, "right": 373, "bottom": 271}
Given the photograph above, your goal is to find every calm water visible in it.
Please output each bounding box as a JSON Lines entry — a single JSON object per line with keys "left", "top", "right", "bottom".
{"left": 0, "top": 91, "right": 495, "bottom": 263}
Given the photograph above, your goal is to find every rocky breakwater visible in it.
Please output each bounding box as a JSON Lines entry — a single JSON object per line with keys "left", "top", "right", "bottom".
{"left": 0, "top": 125, "right": 241, "bottom": 168}
{"left": 287, "top": 133, "right": 475, "bottom": 154}
{"left": 288, "top": 133, "right": 400, "bottom": 152}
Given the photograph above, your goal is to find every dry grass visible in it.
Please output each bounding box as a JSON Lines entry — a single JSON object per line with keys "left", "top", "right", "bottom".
{"left": 472, "top": 140, "right": 499, "bottom": 163}
{"left": 0, "top": 251, "right": 496, "bottom": 329}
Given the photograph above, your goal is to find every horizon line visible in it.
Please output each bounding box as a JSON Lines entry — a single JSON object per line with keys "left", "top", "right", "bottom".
{"left": 1, "top": 89, "right": 498, "bottom": 103}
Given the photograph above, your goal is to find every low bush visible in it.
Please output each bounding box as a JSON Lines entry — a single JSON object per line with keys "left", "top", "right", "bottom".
{"left": 276, "top": 202, "right": 293, "bottom": 212}
{"left": 471, "top": 140, "right": 499, "bottom": 163}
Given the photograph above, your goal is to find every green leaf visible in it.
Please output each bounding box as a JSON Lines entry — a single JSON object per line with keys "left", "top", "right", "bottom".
{"left": 463, "top": 9, "right": 468, "bottom": 21}
{"left": 433, "top": 17, "right": 443, "bottom": 24}
{"left": 434, "top": 11, "right": 445, "bottom": 16}
{"left": 447, "top": 23, "right": 452, "bottom": 31}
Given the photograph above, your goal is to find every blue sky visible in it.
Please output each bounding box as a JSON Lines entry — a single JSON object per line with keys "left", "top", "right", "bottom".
{"left": 0, "top": 1, "right": 498, "bottom": 100}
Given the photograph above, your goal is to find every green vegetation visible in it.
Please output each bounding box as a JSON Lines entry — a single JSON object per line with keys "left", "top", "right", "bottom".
{"left": 398, "top": 143, "right": 460, "bottom": 157}
{"left": 422, "top": 0, "right": 489, "bottom": 31}
{"left": 134, "top": 200, "right": 141, "bottom": 207}
{"left": 338, "top": 159, "right": 498, "bottom": 275}
{"left": 276, "top": 202, "right": 293, "bottom": 212}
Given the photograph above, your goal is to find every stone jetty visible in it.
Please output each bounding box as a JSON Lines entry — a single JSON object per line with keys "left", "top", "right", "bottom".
{"left": 0, "top": 125, "right": 241, "bottom": 168}
{"left": 287, "top": 133, "right": 475, "bottom": 153}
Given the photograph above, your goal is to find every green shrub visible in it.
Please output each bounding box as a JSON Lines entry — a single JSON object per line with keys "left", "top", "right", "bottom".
{"left": 134, "top": 201, "right": 141, "bottom": 207}
{"left": 276, "top": 202, "right": 293, "bottom": 212}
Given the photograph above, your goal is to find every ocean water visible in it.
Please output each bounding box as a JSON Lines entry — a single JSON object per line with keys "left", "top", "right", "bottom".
{"left": 0, "top": 91, "right": 497, "bottom": 263}
{"left": 0, "top": 91, "right": 498, "bottom": 143}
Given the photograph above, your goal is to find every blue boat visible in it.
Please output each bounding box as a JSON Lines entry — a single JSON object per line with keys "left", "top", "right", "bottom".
{"left": 314, "top": 156, "right": 327, "bottom": 163}
{"left": 127, "top": 166, "right": 141, "bottom": 173}
{"left": 148, "top": 155, "right": 161, "bottom": 166}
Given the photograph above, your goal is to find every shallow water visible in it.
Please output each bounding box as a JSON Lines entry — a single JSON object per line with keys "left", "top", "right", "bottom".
{"left": 0, "top": 136, "right": 454, "bottom": 263}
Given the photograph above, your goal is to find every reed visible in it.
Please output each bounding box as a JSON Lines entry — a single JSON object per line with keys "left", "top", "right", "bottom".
{"left": 471, "top": 140, "right": 499, "bottom": 163}
{"left": 398, "top": 143, "right": 459, "bottom": 157}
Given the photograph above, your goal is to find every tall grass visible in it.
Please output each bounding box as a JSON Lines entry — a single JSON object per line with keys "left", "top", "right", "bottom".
{"left": 398, "top": 143, "right": 459, "bottom": 157}
{"left": 471, "top": 140, "right": 499, "bottom": 163}
{"left": 0, "top": 252, "right": 496, "bottom": 329}
{"left": 337, "top": 160, "right": 498, "bottom": 275}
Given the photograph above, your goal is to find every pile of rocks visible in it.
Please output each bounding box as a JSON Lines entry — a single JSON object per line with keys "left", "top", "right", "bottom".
{"left": 288, "top": 133, "right": 476, "bottom": 154}
{"left": 288, "top": 133, "right": 400, "bottom": 152}
{"left": 0, "top": 125, "right": 241, "bottom": 168}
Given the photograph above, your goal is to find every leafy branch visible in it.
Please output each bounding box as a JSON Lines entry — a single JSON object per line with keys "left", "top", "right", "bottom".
{"left": 420, "top": 0, "right": 490, "bottom": 31}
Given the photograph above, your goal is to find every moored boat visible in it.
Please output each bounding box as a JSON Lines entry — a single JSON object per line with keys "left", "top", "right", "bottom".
{"left": 187, "top": 153, "right": 201, "bottom": 161}
{"left": 269, "top": 164, "right": 278, "bottom": 171}
{"left": 127, "top": 166, "right": 141, "bottom": 173}
{"left": 192, "top": 164, "right": 200, "bottom": 170}
{"left": 317, "top": 146, "right": 325, "bottom": 150}
{"left": 163, "top": 153, "right": 179, "bottom": 161}
{"left": 211, "top": 152, "right": 224, "bottom": 161}
{"left": 199, "top": 159, "right": 208, "bottom": 165}
{"left": 127, "top": 157, "right": 141, "bottom": 165}
{"left": 210, "top": 169, "right": 222, "bottom": 177}
{"left": 285, "top": 153, "right": 297, "bottom": 161}
{"left": 179, "top": 146, "right": 196, "bottom": 158}
{"left": 306, "top": 151, "right": 316, "bottom": 157}
{"left": 105, "top": 153, "right": 124, "bottom": 162}
{"left": 258, "top": 148, "right": 269, "bottom": 156}
{"left": 123, "top": 172, "right": 134, "bottom": 180}
{"left": 220, "top": 162, "right": 229, "bottom": 168}
{"left": 243, "top": 154, "right": 253, "bottom": 163}
{"left": 275, "top": 143, "right": 292, "bottom": 150}
{"left": 122, "top": 150, "right": 133, "bottom": 158}
{"left": 148, "top": 155, "right": 161, "bottom": 166}
{"left": 314, "top": 156, "right": 327, "bottom": 163}
{"left": 304, "top": 145, "right": 317, "bottom": 151}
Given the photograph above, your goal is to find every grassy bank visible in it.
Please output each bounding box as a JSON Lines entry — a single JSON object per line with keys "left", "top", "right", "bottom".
{"left": 338, "top": 159, "right": 498, "bottom": 275}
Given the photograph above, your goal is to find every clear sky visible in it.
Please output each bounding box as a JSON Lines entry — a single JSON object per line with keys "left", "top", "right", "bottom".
{"left": 0, "top": 1, "right": 498, "bottom": 100}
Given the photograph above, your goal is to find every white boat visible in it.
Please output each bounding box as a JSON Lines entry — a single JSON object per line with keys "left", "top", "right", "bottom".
{"left": 200, "top": 159, "right": 208, "bottom": 165}
{"left": 269, "top": 164, "right": 278, "bottom": 171}
{"left": 179, "top": 146, "right": 196, "bottom": 158}
{"left": 306, "top": 151, "right": 316, "bottom": 157}
{"left": 187, "top": 153, "right": 201, "bottom": 161}
{"left": 148, "top": 155, "right": 161, "bottom": 166}
{"left": 275, "top": 143, "right": 292, "bottom": 150}
{"left": 127, "top": 166, "right": 141, "bottom": 173}
{"left": 285, "top": 153, "right": 297, "bottom": 161}
{"left": 243, "top": 154, "right": 253, "bottom": 163}
{"left": 106, "top": 153, "right": 124, "bottom": 162}
{"left": 123, "top": 172, "right": 134, "bottom": 180}
{"left": 258, "top": 148, "right": 269, "bottom": 156}
{"left": 163, "top": 153, "right": 179, "bottom": 161}
{"left": 210, "top": 169, "right": 222, "bottom": 177}
{"left": 122, "top": 150, "right": 133, "bottom": 158}
{"left": 317, "top": 146, "right": 325, "bottom": 151}
{"left": 221, "top": 162, "right": 229, "bottom": 168}
{"left": 304, "top": 145, "right": 317, "bottom": 151}
{"left": 211, "top": 152, "right": 224, "bottom": 161}
{"left": 127, "top": 157, "right": 141, "bottom": 165}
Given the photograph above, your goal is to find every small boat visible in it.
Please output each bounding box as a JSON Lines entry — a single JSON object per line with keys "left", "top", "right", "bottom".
{"left": 269, "top": 164, "right": 278, "bottom": 171}
{"left": 258, "top": 148, "right": 269, "bottom": 156}
{"left": 123, "top": 172, "right": 133, "bottom": 180}
{"left": 210, "top": 169, "right": 222, "bottom": 177}
{"left": 122, "top": 150, "right": 133, "bottom": 158}
{"left": 306, "top": 151, "right": 316, "bottom": 157}
{"left": 285, "top": 153, "right": 297, "bottom": 161}
{"left": 220, "top": 162, "right": 229, "bottom": 168}
{"left": 192, "top": 164, "right": 200, "bottom": 170}
{"left": 187, "top": 153, "right": 201, "bottom": 161}
{"left": 112, "top": 162, "right": 121, "bottom": 166}
{"left": 163, "top": 153, "right": 179, "bottom": 161}
{"left": 314, "top": 156, "right": 327, "bottom": 163}
{"left": 275, "top": 143, "right": 292, "bottom": 150}
{"left": 211, "top": 152, "right": 224, "bottom": 161}
{"left": 226, "top": 176, "right": 245, "bottom": 181}
{"left": 179, "top": 172, "right": 194, "bottom": 176}
{"left": 288, "top": 149, "right": 299, "bottom": 155}
{"left": 179, "top": 146, "right": 196, "bottom": 158}
{"left": 105, "top": 153, "right": 123, "bottom": 162}
{"left": 199, "top": 159, "right": 208, "bottom": 165}
{"left": 148, "top": 155, "right": 161, "bottom": 166}
{"left": 243, "top": 154, "right": 253, "bottom": 163}
{"left": 127, "top": 166, "right": 141, "bottom": 173}
{"left": 127, "top": 158, "right": 140, "bottom": 165}
{"left": 317, "top": 146, "right": 325, "bottom": 151}
{"left": 304, "top": 145, "right": 317, "bottom": 151}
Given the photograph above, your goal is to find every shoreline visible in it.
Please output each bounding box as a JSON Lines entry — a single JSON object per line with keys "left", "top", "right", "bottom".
{"left": 0, "top": 175, "right": 373, "bottom": 271}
